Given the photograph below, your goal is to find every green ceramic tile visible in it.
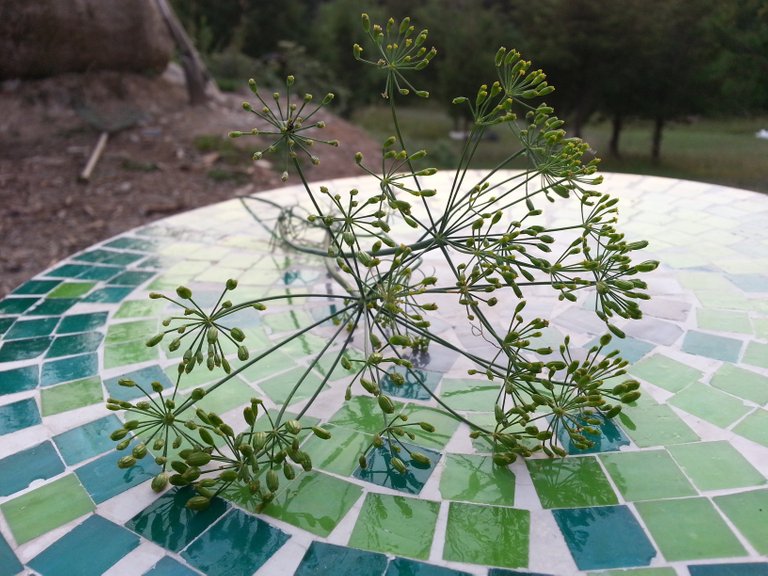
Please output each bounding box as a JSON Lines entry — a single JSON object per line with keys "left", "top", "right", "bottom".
{"left": 0, "top": 365, "right": 39, "bottom": 393}
{"left": 439, "top": 378, "right": 500, "bottom": 412}
{"left": 265, "top": 471, "right": 362, "bottom": 537}
{"left": 668, "top": 441, "right": 766, "bottom": 491}
{"left": 3, "top": 317, "right": 58, "bottom": 340}
{"left": 618, "top": 403, "right": 699, "bottom": 447}
{"left": 239, "top": 349, "right": 301, "bottom": 382}
{"left": 108, "top": 270, "right": 155, "bottom": 286}
{"left": 400, "top": 404, "right": 461, "bottom": 450}
{"left": 45, "top": 332, "right": 104, "bottom": 358}
{"left": 443, "top": 502, "right": 530, "bottom": 568}
{"left": 106, "top": 319, "right": 157, "bottom": 343}
{"left": 629, "top": 354, "right": 702, "bottom": 393}
{"left": 668, "top": 383, "right": 751, "bottom": 428}
{"left": 0, "top": 336, "right": 52, "bottom": 361}
{"left": 696, "top": 309, "right": 751, "bottom": 334}
{"left": 635, "top": 498, "right": 746, "bottom": 561}
{"left": 53, "top": 415, "right": 122, "bottom": 465}
{"left": 302, "top": 424, "right": 373, "bottom": 475}
{"left": 752, "top": 316, "right": 768, "bottom": 339}
{"left": 0, "top": 316, "right": 13, "bottom": 336}
{"left": 526, "top": 456, "right": 618, "bottom": 508}
{"left": 47, "top": 282, "right": 95, "bottom": 299}
{"left": 27, "top": 298, "right": 77, "bottom": 315}
{"left": 41, "top": 376, "right": 103, "bottom": 416}
{"left": 259, "top": 365, "right": 325, "bottom": 405}
{"left": 744, "top": 342, "right": 768, "bottom": 369}
{"left": 41, "top": 353, "right": 98, "bottom": 386}
{"left": 354, "top": 443, "right": 441, "bottom": 495}
{"left": 295, "top": 542, "right": 389, "bottom": 576}
{"left": 0, "top": 475, "right": 94, "bottom": 544}
{"left": 587, "top": 569, "right": 676, "bottom": 576}
{"left": 82, "top": 286, "right": 133, "bottom": 303}
{"left": 734, "top": 409, "right": 768, "bottom": 447}
{"left": 0, "top": 441, "right": 65, "bottom": 497}
{"left": 74, "top": 265, "right": 121, "bottom": 281}
{"left": 349, "top": 493, "right": 439, "bottom": 560}
{"left": 44, "top": 263, "right": 96, "bottom": 278}
{"left": 681, "top": 331, "right": 742, "bottom": 362}
{"left": 0, "top": 296, "right": 39, "bottom": 314}
{"left": 710, "top": 364, "right": 768, "bottom": 405}
{"left": 11, "top": 279, "right": 61, "bottom": 295}
{"left": 599, "top": 450, "right": 696, "bottom": 501}
{"left": 74, "top": 248, "right": 143, "bottom": 266}
{"left": 184, "top": 376, "right": 254, "bottom": 414}
{"left": 714, "top": 489, "right": 768, "bottom": 555}
{"left": 0, "top": 398, "right": 41, "bottom": 434}
{"left": 274, "top": 332, "right": 329, "bottom": 357}
{"left": 57, "top": 311, "right": 108, "bottom": 334}
{"left": 0, "top": 531, "right": 22, "bottom": 575}
{"left": 104, "top": 237, "right": 159, "bottom": 251}
{"left": 440, "top": 453, "right": 516, "bottom": 506}
{"left": 263, "top": 310, "right": 313, "bottom": 333}
{"left": 114, "top": 299, "right": 166, "bottom": 319}
{"left": 103, "top": 341, "right": 158, "bottom": 368}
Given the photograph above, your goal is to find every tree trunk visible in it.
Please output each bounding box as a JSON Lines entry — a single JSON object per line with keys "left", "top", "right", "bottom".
{"left": 154, "top": 0, "right": 215, "bottom": 106}
{"left": 609, "top": 113, "right": 623, "bottom": 158}
{"left": 651, "top": 115, "right": 664, "bottom": 163}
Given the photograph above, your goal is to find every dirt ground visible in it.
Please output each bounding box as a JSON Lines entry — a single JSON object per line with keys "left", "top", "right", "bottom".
{"left": 0, "top": 66, "right": 381, "bottom": 297}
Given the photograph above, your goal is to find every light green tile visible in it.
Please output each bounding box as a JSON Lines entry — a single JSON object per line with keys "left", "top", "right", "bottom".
{"left": 328, "top": 396, "right": 395, "bottom": 435}
{"left": 301, "top": 425, "right": 373, "bottom": 475}
{"left": 47, "top": 282, "right": 96, "bottom": 299}
{"left": 668, "top": 383, "right": 751, "bottom": 428}
{"left": 106, "top": 319, "right": 158, "bottom": 344}
{"left": 600, "top": 450, "right": 696, "bottom": 501}
{"left": 239, "top": 350, "right": 303, "bottom": 383}
{"left": 439, "top": 378, "right": 500, "bottom": 412}
{"left": 696, "top": 309, "right": 752, "bottom": 333}
{"left": 401, "top": 404, "right": 461, "bottom": 450}
{"left": 443, "top": 502, "right": 529, "bottom": 568}
{"left": 114, "top": 300, "right": 167, "bottom": 319}
{"left": 635, "top": 498, "right": 746, "bottom": 561}
{"left": 630, "top": 354, "right": 702, "bottom": 393}
{"left": 752, "top": 316, "right": 768, "bottom": 339}
{"left": 348, "top": 493, "right": 439, "bottom": 560}
{"left": 439, "top": 453, "right": 515, "bottom": 505}
{"left": 714, "top": 489, "right": 768, "bottom": 555}
{"left": 744, "top": 342, "right": 768, "bottom": 369}
{"left": 259, "top": 366, "right": 325, "bottom": 406}
{"left": 710, "top": 364, "right": 768, "bottom": 405}
{"left": 183, "top": 376, "right": 254, "bottom": 414}
{"left": 41, "top": 377, "right": 103, "bottom": 416}
{"left": 103, "top": 342, "right": 158, "bottom": 369}
{"left": 618, "top": 404, "right": 699, "bottom": 447}
{"left": 733, "top": 409, "right": 768, "bottom": 447}
{"left": 0, "top": 475, "right": 94, "bottom": 544}
{"left": 668, "top": 441, "right": 766, "bottom": 492}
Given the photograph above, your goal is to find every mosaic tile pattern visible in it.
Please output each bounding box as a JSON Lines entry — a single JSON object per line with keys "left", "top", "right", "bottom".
{"left": 1, "top": 172, "right": 767, "bottom": 575}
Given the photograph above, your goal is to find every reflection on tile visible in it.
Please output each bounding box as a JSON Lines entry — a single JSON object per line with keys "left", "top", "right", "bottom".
{"left": 600, "top": 450, "right": 696, "bottom": 501}
{"left": 328, "top": 396, "right": 391, "bottom": 435}
{"left": 302, "top": 424, "right": 373, "bottom": 475}
{"left": 386, "top": 557, "right": 472, "bottom": 576}
{"left": 0, "top": 317, "right": 13, "bottom": 336}
{"left": 354, "top": 443, "right": 441, "bottom": 495}
{"left": 443, "top": 501, "right": 530, "bottom": 568}
{"left": 181, "top": 509, "right": 289, "bottom": 576}
{"left": 553, "top": 505, "right": 655, "bottom": 571}
{"left": 41, "top": 352, "right": 98, "bottom": 387}
{"left": 75, "top": 448, "right": 160, "bottom": 504}
{"left": 73, "top": 248, "right": 143, "bottom": 266}
{"left": 556, "top": 413, "right": 630, "bottom": 455}
{"left": 53, "top": 415, "right": 122, "bottom": 465}
{"left": 681, "top": 331, "right": 742, "bottom": 362}
{"left": 349, "top": 493, "right": 439, "bottom": 560}
{"left": 439, "top": 453, "right": 515, "bottom": 506}
{"left": 104, "top": 365, "right": 173, "bottom": 401}
{"left": 526, "top": 457, "right": 618, "bottom": 508}
{"left": 713, "top": 489, "right": 768, "bottom": 556}
{"left": 265, "top": 472, "right": 362, "bottom": 537}
{"left": 439, "top": 378, "right": 499, "bottom": 412}
{"left": 142, "top": 556, "right": 200, "bottom": 576}
{"left": 57, "top": 311, "right": 109, "bottom": 334}
{"left": 104, "top": 237, "right": 159, "bottom": 252}
{"left": 258, "top": 365, "right": 324, "bottom": 405}
{"left": 27, "top": 515, "right": 139, "bottom": 576}
{"left": 0, "top": 364, "right": 39, "bottom": 393}
{"left": 127, "top": 487, "right": 228, "bottom": 552}
{"left": 667, "top": 441, "right": 766, "bottom": 491}
{"left": 295, "top": 541, "right": 388, "bottom": 576}
{"left": 0, "top": 441, "right": 65, "bottom": 497}
{"left": 0, "top": 398, "right": 41, "bottom": 435}
{"left": 0, "top": 474, "right": 94, "bottom": 544}
{"left": 380, "top": 366, "right": 442, "bottom": 401}
{"left": 635, "top": 498, "right": 746, "bottom": 561}
{"left": 585, "top": 569, "right": 676, "bottom": 576}
{"left": 401, "top": 404, "right": 460, "bottom": 450}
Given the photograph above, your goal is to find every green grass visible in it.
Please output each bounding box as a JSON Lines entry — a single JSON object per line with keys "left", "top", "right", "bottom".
{"left": 352, "top": 104, "right": 768, "bottom": 193}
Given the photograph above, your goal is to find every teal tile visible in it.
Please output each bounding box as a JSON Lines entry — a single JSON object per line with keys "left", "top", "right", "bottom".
{"left": 681, "top": 331, "right": 742, "bottom": 362}
{"left": 688, "top": 564, "right": 768, "bottom": 576}
{"left": 181, "top": 509, "right": 289, "bottom": 576}
{"left": 11, "top": 279, "right": 61, "bottom": 295}
{"left": 82, "top": 286, "right": 133, "bottom": 303}
{"left": 0, "top": 532, "right": 22, "bottom": 576}
{"left": 45, "top": 332, "right": 104, "bottom": 358}
{"left": 27, "top": 298, "right": 78, "bottom": 315}
{"left": 3, "top": 317, "right": 58, "bottom": 340}
{"left": 0, "top": 336, "right": 52, "bottom": 361}
{"left": 57, "top": 311, "right": 108, "bottom": 334}
{"left": 587, "top": 336, "right": 654, "bottom": 363}
{"left": 28, "top": 515, "right": 139, "bottom": 576}
{"left": 0, "top": 364, "right": 39, "bottom": 393}
{"left": 0, "top": 317, "right": 13, "bottom": 336}
{"left": 75, "top": 449, "right": 160, "bottom": 504}
{"left": 104, "top": 237, "right": 159, "bottom": 251}
{"left": 354, "top": 442, "right": 441, "bottom": 495}
{"left": 75, "top": 265, "right": 122, "bottom": 281}
{"left": 127, "top": 487, "right": 229, "bottom": 552}
{"left": 53, "top": 415, "right": 122, "bottom": 465}
{"left": 555, "top": 413, "right": 629, "bottom": 455}
{"left": 0, "top": 296, "right": 39, "bottom": 314}
{"left": 143, "top": 556, "right": 199, "bottom": 576}
{"left": 380, "top": 366, "right": 442, "bottom": 400}
{"left": 41, "top": 352, "right": 98, "bottom": 386}
{"left": 744, "top": 342, "right": 768, "bottom": 369}
{"left": 108, "top": 270, "right": 155, "bottom": 286}
{"left": 386, "top": 558, "right": 472, "bottom": 576}
{"left": 104, "top": 365, "right": 172, "bottom": 401}
{"left": 0, "top": 441, "right": 65, "bottom": 497}
{"left": 553, "top": 505, "right": 656, "bottom": 571}
{"left": 294, "top": 542, "right": 388, "bottom": 576}
{"left": 47, "top": 282, "right": 95, "bottom": 299}
{"left": 44, "top": 263, "right": 97, "bottom": 278}
{"left": 0, "top": 398, "right": 41, "bottom": 435}
{"left": 669, "top": 383, "right": 751, "bottom": 428}
{"left": 73, "top": 248, "right": 143, "bottom": 266}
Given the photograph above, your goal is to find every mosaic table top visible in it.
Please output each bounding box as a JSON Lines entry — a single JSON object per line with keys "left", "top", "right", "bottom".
{"left": 0, "top": 171, "right": 767, "bottom": 576}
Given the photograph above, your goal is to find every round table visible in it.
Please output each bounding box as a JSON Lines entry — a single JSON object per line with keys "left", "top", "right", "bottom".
{"left": 0, "top": 172, "right": 766, "bottom": 576}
